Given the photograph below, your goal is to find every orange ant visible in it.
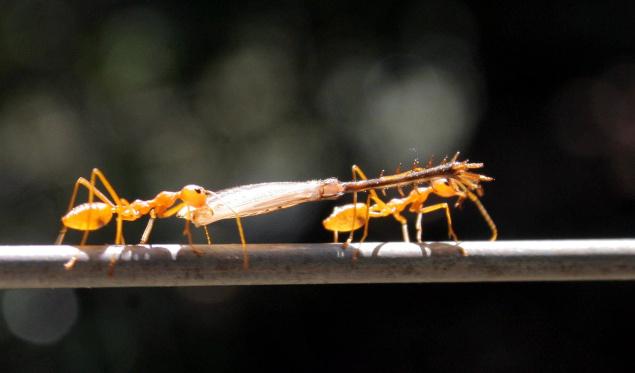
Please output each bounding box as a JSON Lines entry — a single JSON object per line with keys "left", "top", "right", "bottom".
{"left": 55, "top": 168, "right": 246, "bottom": 270}
{"left": 323, "top": 153, "right": 497, "bottom": 245}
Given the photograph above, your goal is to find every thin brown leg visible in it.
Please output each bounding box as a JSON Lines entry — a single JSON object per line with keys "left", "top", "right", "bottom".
{"left": 465, "top": 190, "right": 497, "bottom": 241}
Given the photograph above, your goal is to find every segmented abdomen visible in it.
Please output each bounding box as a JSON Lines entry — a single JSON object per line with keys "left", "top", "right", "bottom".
{"left": 62, "top": 202, "right": 113, "bottom": 231}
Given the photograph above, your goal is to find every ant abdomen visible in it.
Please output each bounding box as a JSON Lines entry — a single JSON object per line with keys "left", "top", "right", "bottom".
{"left": 62, "top": 202, "right": 113, "bottom": 231}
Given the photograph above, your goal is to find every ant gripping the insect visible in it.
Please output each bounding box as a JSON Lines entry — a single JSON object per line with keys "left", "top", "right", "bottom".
{"left": 323, "top": 153, "right": 498, "bottom": 245}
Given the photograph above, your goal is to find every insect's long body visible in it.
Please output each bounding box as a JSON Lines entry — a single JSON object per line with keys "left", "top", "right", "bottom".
{"left": 181, "top": 179, "right": 344, "bottom": 226}
{"left": 339, "top": 161, "right": 458, "bottom": 193}
{"left": 178, "top": 156, "right": 487, "bottom": 228}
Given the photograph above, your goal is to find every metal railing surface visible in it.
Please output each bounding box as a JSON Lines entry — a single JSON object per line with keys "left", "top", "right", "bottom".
{"left": 0, "top": 239, "right": 633, "bottom": 288}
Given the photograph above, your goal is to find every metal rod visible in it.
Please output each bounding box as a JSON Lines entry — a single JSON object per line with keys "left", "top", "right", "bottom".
{"left": 0, "top": 239, "right": 633, "bottom": 288}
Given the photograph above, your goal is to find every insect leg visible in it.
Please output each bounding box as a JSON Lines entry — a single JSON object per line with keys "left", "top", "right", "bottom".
{"left": 451, "top": 180, "right": 497, "bottom": 241}
{"left": 465, "top": 189, "right": 497, "bottom": 241}
{"left": 203, "top": 225, "right": 212, "bottom": 245}
{"left": 201, "top": 190, "right": 248, "bottom": 268}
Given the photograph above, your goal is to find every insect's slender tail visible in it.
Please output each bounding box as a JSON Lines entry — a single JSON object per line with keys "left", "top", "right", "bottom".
{"left": 340, "top": 159, "right": 488, "bottom": 194}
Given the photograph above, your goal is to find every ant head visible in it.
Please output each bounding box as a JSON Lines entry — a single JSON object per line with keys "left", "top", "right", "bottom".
{"left": 431, "top": 178, "right": 456, "bottom": 198}
{"left": 180, "top": 185, "right": 208, "bottom": 208}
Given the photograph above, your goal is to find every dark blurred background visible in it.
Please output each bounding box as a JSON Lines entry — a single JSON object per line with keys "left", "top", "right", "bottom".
{"left": 0, "top": 1, "right": 634, "bottom": 371}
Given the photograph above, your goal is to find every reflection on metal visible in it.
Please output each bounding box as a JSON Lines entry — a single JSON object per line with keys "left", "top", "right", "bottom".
{"left": 0, "top": 239, "right": 633, "bottom": 288}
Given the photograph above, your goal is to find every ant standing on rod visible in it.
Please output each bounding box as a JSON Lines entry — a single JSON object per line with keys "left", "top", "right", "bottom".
{"left": 323, "top": 153, "right": 497, "bottom": 245}
{"left": 55, "top": 168, "right": 246, "bottom": 271}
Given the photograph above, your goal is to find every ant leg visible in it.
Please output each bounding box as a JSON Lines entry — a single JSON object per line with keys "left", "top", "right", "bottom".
{"left": 79, "top": 230, "right": 90, "bottom": 246}
{"left": 106, "top": 216, "right": 128, "bottom": 277}
{"left": 56, "top": 181, "right": 82, "bottom": 245}
{"left": 415, "top": 213, "right": 423, "bottom": 243}
{"left": 88, "top": 169, "right": 125, "bottom": 245}
{"left": 58, "top": 176, "right": 118, "bottom": 270}
{"left": 139, "top": 210, "right": 157, "bottom": 245}
{"left": 56, "top": 177, "right": 115, "bottom": 245}
{"left": 183, "top": 218, "right": 203, "bottom": 256}
{"left": 154, "top": 202, "right": 203, "bottom": 255}
{"left": 414, "top": 202, "right": 459, "bottom": 242}
{"left": 63, "top": 256, "right": 78, "bottom": 270}
{"left": 345, "top": 170, "right": 359, "bottom": 247}
{"left": 140, "top": 218, "right": 155, "bottom": 245}
{"left": 115, "top": 217, "right": 125, "bottom": 245}
{"left": 391, "top": 212, "right": 410, "bottom": 242}
{"left": 108, "top": 254, "right": 118, "bottom": 277}
{"left": 359, "top": 194, "right": 372, "bottom": 243}
{"left": 65, "top": 169, "right": 125, "bottom": 246}
{"left": 182, "top": 218, "right": 193, "bottom": 244}
{"left": 345, "top": 165, "right": 388, "bottom": 247}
